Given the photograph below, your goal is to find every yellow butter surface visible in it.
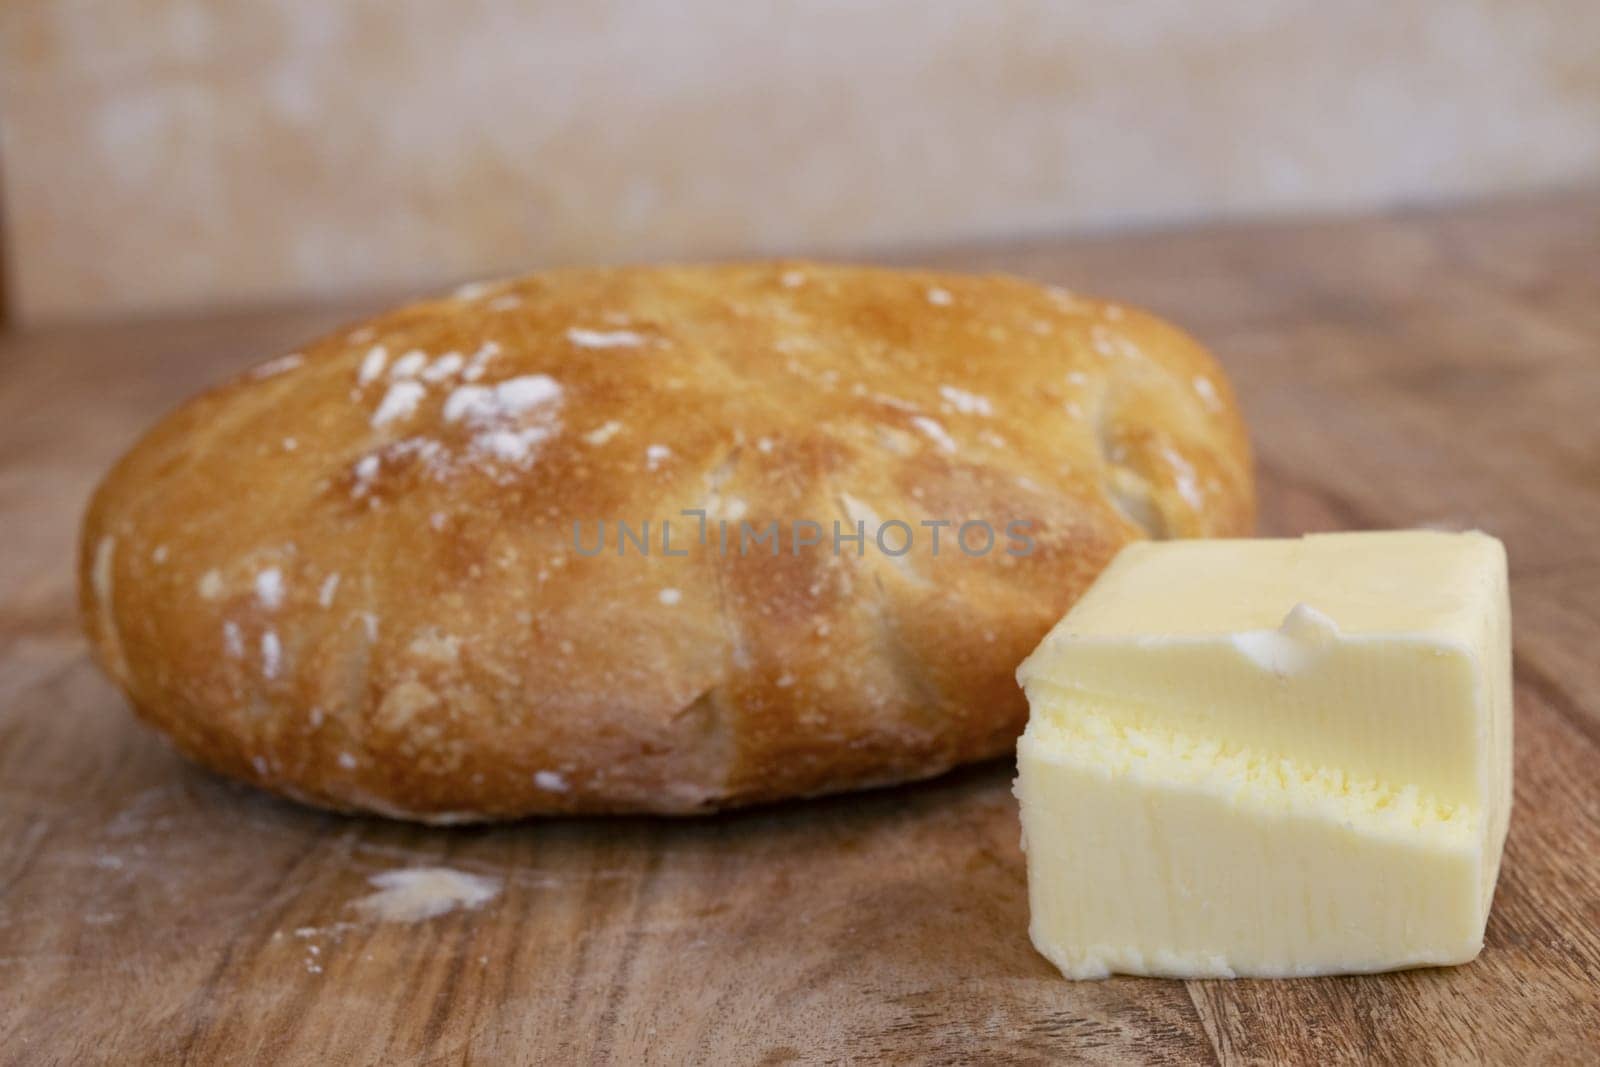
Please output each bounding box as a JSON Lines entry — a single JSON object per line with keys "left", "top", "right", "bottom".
{"left": 1015, "top": 531, "right": 1512, "bottom": 979}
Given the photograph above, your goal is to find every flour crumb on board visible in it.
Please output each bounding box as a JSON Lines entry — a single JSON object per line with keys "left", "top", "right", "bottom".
{"left": 352, "top": 868, "right": 501, "bottom": 923}
{"left": 285, "top": 922, "right": 359, "bottom": 975}
{"left": 292, "top": 924, "right": 353, "bottom": 938}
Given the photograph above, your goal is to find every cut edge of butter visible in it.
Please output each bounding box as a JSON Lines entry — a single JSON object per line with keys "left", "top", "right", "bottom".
{"left": 1015, "top": 529, "right": 1512, "bottom": 980}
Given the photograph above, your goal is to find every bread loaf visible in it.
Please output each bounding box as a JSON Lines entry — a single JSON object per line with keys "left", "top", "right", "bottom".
{"left": 79, "top": 263, "right": 1253, "bottom": 819}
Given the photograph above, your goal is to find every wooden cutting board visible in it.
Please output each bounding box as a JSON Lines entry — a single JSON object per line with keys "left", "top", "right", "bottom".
{"left": 4, "top": 191, "right": 1599, "bottom": 1065}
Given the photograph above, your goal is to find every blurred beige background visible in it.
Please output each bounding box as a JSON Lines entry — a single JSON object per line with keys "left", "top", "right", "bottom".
{"left": 2, "top": 0, "right": 1598, "bottom": 324}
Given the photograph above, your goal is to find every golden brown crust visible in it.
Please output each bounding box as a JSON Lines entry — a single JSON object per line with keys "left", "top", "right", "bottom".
{"left": 78, "top": 263, "right": 1253, "bottom": 818}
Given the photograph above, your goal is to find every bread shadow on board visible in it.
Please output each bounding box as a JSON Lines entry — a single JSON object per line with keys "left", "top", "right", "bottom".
{"left": 187, "top": 750, "right": 1023, "bottom": 851}
{"left": 85, "top": 728, "right": 1059, "bottom": 984}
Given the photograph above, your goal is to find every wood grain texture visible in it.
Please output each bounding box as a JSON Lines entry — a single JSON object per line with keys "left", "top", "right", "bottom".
{"left": 3, "top": 191, "right": 1600, "bottom": 1064}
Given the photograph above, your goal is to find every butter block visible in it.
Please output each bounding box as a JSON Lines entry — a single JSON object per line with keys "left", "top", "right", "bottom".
{"left": 1015, "top": 531, "right": 1512, "bottom": 979}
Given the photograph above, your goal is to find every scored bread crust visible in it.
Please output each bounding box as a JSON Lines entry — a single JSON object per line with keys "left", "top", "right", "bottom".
{"left": 79, "top": 263, "right": 1253, "bottom": 819}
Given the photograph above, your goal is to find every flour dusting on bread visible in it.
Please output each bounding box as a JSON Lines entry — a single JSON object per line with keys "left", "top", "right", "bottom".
{"left": 938, "top": 385, "right": 993, "bottom": 417}
{"left": 442, "top": 374, "right": 564, "bottom": 465}
{"left": 567, "top": 326, "right": 646, "bottom": 349}
{"left": 77, "top": 262, "right": 1254, "bottom": 819}
{"left": 358, "top": 345, "right": 389, "bottom": 385}
{"left": 255, "top": 567, "right": 285, "bottom": 609}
